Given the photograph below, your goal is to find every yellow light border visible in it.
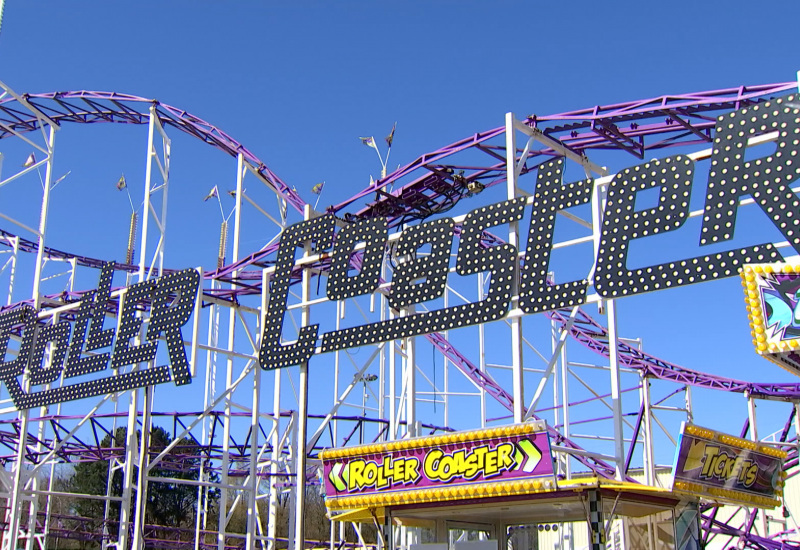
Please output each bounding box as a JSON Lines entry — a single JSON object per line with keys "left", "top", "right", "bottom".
{"left": 326, "top": 476, "right": 557, "bottom": 511}
{"left": 319, "top": 421, "right": 547, "bottom": 461}
{"left": 684, "top": 423, "right": 788, "bottom": 459}
{"left": 741, "top": 264, "right": 800, "bottom": 370}
{"left": 673, "top": 480, "right": 781, "bottom": 509}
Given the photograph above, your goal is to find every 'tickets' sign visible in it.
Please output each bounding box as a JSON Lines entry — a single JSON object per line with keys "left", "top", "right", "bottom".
{"left": 671, "top": 423, "right": 787, "bottom": 508}
{"left": 320, "top": 423, "right": 555, "bottom": 505}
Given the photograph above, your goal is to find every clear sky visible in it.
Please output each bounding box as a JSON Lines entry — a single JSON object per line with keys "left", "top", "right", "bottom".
{"left": 1, "top": 1, "right": 799, "bottom": 464}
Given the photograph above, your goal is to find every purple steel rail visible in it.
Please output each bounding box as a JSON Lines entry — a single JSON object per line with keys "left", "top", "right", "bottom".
{"left": 547, "top": 306, "right": 800, "bottom": 400}
{"left": 0, "top": 411, "right": 452, "bottom": 469}
{"left": 0, "top": 91, "right": 307, "bottom": 214}
{"left": 23, "top": 509, "right": 375, "bottom": 550}
{"left": 330, "top": 82, "right": 798, "bottom": 225}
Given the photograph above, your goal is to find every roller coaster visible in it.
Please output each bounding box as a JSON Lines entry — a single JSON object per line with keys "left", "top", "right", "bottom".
{"left": 0, "top": 78, "right": 797, "bottom": 550}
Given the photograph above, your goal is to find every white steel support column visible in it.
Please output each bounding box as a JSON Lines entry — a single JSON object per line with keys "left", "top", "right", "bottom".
{"left": 478, "top": 272, "right": 487, "bottom": 427}
{"left": 25, "top": 318, "right": 55, "bottom": 550}
{"left": 227, "top": 155, "right": 262, "bottom": 550}
{"left": 137, "top": 105, "right": 169, "bottom": 283}
{"left": 505, "top": 112, "right": 524, "bottom": 423}
{"left": 389, "top": 310, "right": 397, "bottom": 438}
{"left": 641, "top": 377, "right": 655, "bottom": 487}
{"left": 196, "top": 277, "right": 221, "bottom": 550}
{"left": 218, "top": 155, "right": 246, "bottom": 550}
{"left": 5, "top": 235, "right": 18, "bottom": 306}
{"left": 30, "top": 124, "right": 56, "bottom": 307}
{"left": 404, "top": 306, "right": 416, "bottom": 437}
{"left": 118, "top": 346, "right": 140, "bottom": 550}
{"left": 559, "top": 317, "right": 571, "bottom": 479}
{"left": 443, "top": 286, "right": 450, "bottom": 428}
{"left": 378, "top": 259, "right": 387, "bottom": 426}
{"left": 552, "top": 321, "right": 560, "bottom": 433}
{"left": 295, "top": 367, "right": 309, "bottom": 549}
{"left": 246, "top": 351, "right": 263, "bottom": 550}
{"left": 747, "top": 393, "right": 758, "bottom": 441}
{"left": 131, "top": 386, "right": 154, "bottom": 550}
{"left": 267, "top": 271, "right": 281, "bottom": 550}
{"left": 294, "top": 204, "right": 314, "bottom": 550}
{"left": 3, "top": 121, "right": 56, "bottom": 550}
{"left": 287, "top": 411, "right": 297, "bottom": 550}
{"left": 123, "top": 105, "right": 171, "bottom": 550}
{"left": 333, "top": 300, "right": 342, "bottom": 446}
{"left": 746, "top": 393, "right": 767, "bottom": 536}
{"left": 685, "top": 385, "right": 694, "bottom": 424}
{"left": 606, "top": 299, "right": 626, "bottom": 480}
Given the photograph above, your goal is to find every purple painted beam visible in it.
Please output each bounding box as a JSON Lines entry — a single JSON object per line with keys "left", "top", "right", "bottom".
{"left": 0, "top": 91, "right": 307, "bottom": 214}
{"left": 547, "top": 307, "right": 800, "bottom": 400}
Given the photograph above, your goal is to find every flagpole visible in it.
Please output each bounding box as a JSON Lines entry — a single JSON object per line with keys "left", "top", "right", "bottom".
{"left": 369, "top": 137, "right": 387, "bottom": 177}
{"left": 215, "top": 193, "right": 225, "bottom": 220}
{"left": 0, "top": 0, "right": 6, "bottom": 38}
{"left": 360, "top": 126, "right": 396, "bottom": 183}
{"left": 125, "top": 187, "right": 135, "bottom": 213}
{"left": 313, "top": 183, "right": 324, "bottom": 212}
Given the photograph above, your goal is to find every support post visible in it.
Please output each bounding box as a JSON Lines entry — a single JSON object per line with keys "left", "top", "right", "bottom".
{"left": 606, "top": 299, "right": 625, "bottom": 480}
{"left": 404, "top": 306, "right": 416, "bottom": 437}
{"left": 3, "top": 121, "right": 56, "bottom": 550}
{"left": 293, "top": 204, "right": 314, "bottom": 550}
{"left": 478, "top": 273, "right": 487, "bottom": 427}
{"left": 266, "top": 271, "right": 282, "bottom": 550}
{"left": 505, "top": 112, "right": 524, "bottom": 423}
{"left": 641, "top": 377, "right": 655, "bottom": 487}
{"left": 131, "top": 386, "right": 154, "bottom": 550}
{"left": 559, "top": 318, "right": 571, "bottom": 480}
{"left": 587, "top": 490, "right": 606, "bottom": 550}
{"left": 295, "top": 362, "right": 309, "bottom": 550}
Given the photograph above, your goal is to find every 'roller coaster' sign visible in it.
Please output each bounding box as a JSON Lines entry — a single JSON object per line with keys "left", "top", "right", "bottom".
{"left": 1, "top": 95, "right": 799, "bottom": 409}
{"left": 0, "top": 265, "right": 200, "bottom": 409}
{"left": 260, "top": 94, "right": 800, "bottom": 370}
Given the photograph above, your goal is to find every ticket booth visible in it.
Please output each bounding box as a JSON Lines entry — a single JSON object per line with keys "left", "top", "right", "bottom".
{"left": 320, "top": 423, "right": 699, "bottom": 550}
{"left": 322, "top": 422, "right": 787, "bottom": 550}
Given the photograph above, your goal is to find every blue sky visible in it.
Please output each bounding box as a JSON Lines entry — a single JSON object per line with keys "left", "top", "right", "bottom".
{"left": 1, "top": 1, "right": 800, "bottom": 463}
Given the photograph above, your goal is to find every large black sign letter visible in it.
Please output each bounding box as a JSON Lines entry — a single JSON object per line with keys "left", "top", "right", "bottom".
{"left": 389, "top": 218, "right": 454, "bottom": 310}
{"left": 327, "top": 217, "right": 387, "bottom": 301}
{"left": 520, "top": 158, "right": 594, "bottom": 312}
{"left": 595, "top": 155, "right": 781, "bottom": 298}
{"left": 147, "top": 269, "right": 200, "bottom": 385}
{"left": 64, "top": 263, "right": 115, "bottom": 379}
{"left": 700, "top": 94, "right": 800, "bottom": 253}
{"left": 259, "top": 215, "right": 335, "bottom": 370}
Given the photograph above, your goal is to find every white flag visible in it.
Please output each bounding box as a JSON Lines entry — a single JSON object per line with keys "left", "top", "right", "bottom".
{"left": 204, "top": 185, "right": 219, "bottom": 202}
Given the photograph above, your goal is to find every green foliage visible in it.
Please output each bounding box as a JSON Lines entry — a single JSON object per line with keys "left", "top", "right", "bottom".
{"left": 68, "top": 427, "right": 127, "bottom": 533}
{"left": 145, "top": 426, "right": 219, "bottom": 526}
{"left": 66, "top": 425, "right": 218, "bottom": 533}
